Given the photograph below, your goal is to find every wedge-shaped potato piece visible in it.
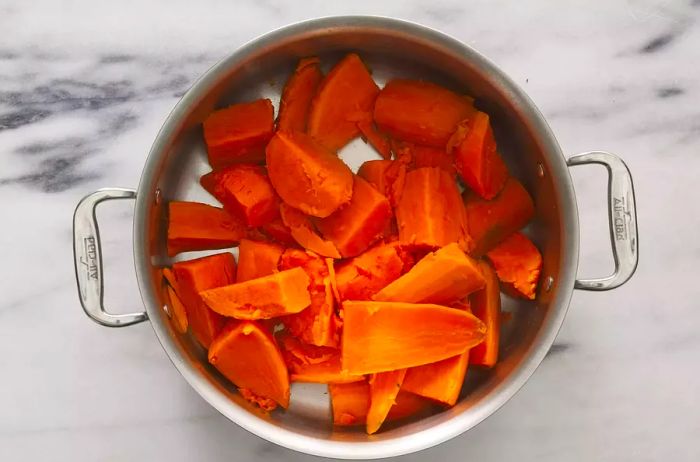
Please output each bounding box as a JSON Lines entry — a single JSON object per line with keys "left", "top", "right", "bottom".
{"left": 357, "top": 159, "right": 406, "bottom": 208}
{"left": 367, "top": 369, "right": 407, "bottom": 434}
{"left": 402, "top": 353, "right": 469, "bottom": 407}
{"left": 279, "top": 334, "right": 362, "bottom": 384}
{"left": 470, "top": 260, "right": 501, "bottom": 367}
{"left": 486, "top": 232, "right": 542, "bottom": 300}
{"left": 335, "top": 242, "right": 407, "bottom": 301}
{"left": 279, "top": 203, "right": 341, "bottom": 258}
{"left": 236, "top": 239, "right": 284, "bottom": 283}
{"left": 358, "top": 120, "right": 392, "bottom": 159}
{"left": 278, "top": 57, "right": 323, "bottom": 132}
{"left": 167, "top": 201, "right": 245, "bottom": 257}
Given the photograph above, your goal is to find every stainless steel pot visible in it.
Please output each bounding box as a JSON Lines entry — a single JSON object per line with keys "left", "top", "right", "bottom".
{"left": 72, "top": 16, "right": 638, "bottom": 459}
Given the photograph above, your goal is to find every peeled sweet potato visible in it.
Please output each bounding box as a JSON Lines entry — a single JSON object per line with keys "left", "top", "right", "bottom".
{"left": 411, "top": 145, "right": 456, "bottom": 178}
{"left": 280, "top": 203, "right": 341, "bottom": 259}
{"left": 266, "top": 130, "right": 353, "bottom": 218}
{"left": 279, "top": 334, "right": 362, "bottom": 384}
{"left": 334, "top": 242, "right": 407, "bottom": 301}
{"left": 367, "top": 369, "right": 407, "bottom": 434}
{"left": 200, "top": 164, "right": 279, "bottom": 227}
{"left": 208, "top": 321, "right": 290, "bottom": 409}
{"left": 261, "top": 216, "right": 297, "bottom": 246}
{"left": 470, "top": 260, "right": 501, "bottom": 367}
{"left": 203, "top": 99, "right": 274, "bottom": 169}
{"left": 278, "top": 57, "right": 323, "bottom": 132}
{"left": 374, "top": 79, "right": 475, "bottom": 147}
{"left": 307, "top": 53, "right": 379, "bottom": 151}
{"left": 167, "top": 201, "right": 245, "bottom": 257}
{"left": 402, "top": 352, "right": 469, "bottom": 407}
{"left": 200, "top": 267, "right": 311, "bottom": 319}
{"left": 373, "top": 242, "right": 485, "bottom": 304}
{"left": 165, "top": 284, "right": 188, "bottom": 334}
{"left": 358, "top": 120, "right": 392, "bottom": 159}
{"left": 342, "top": 301, "right": 486, "bottom": 374}
{"left": 236, "top": 239, "right": 284, "bottom": 283}
{"left": 171, "top": 253, "right": 236, "bottom": 348}
{"left": 486, "top": 232, "right": 542, "bottom": 300}
{"left": 464, "top": 177, "right": 535, "bottom": 256}
{"left": 316, "top": 175, "right": 392, "bottom": 258}
{"left": 357, "top": 159, "right": 406, "bottom": 208}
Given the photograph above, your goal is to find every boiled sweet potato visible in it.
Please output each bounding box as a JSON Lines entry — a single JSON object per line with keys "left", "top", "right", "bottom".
{"left": 334, "top": 242, "right": 407, "bottom": 301}
{"left": 261, "top": 216, "right": 297, "bottom": 246}
{"left": 278, "top": 57, "right": 323, "bottom": 132}
{"left": 208, "top": 321, "right": 290, "bottom": 409}
{"left": 307, "top": 53, "right": 379, "bottom": 151}
{"left": 167, "top": 201, "right": 245, "bottom": 256}
{"left": 342, "top": 301, "right": 486, "bottom": 374}
{"left": 374, "top": 242, "right": 485, "bottom": 304}
{"left": 358, "top": 120, "right": 391, "bottom": 159}
{"left": 367, "top": 369, "right": 407, "bottom": 434}
{"left": 486, "top": 232, "right": 542, "bottom": 300}
{"left": 171, "top": 253, "right": 236, "bottom": 348}
{"left": 236, "top": 239, "right": 284, "bottom": 283}
{"left": 374, "top": 79, "right": 475, "bottom": 147}
{"left": 470, "top": 260, "right": 501, "bottom": 367}
{"left": 266, "top": 130, "right": 353, "bottom": 217}
{"left": 200, "top": 267, "right": 311, "bottom": 319}
{"left": 165, "top": 284, "right": 188, "bottom": 334}
{"left": 464, "top": 177, "right": 535, "bottom": 256}
{"left": 203, "top": 99, "right": 274, "bottom": 169}
{"left": 357, "top": 159, "right": 406, "bottom": 208}
{"left": 280, "top": 203, "right": 341, "bottom": 259}
{"left": 200, "top": 164, "right": 279, "bottom": 227}
{"left": 316, "top": 176, "right": 392, "bottom": 258}
{"left": 279, "top": 334, "right": 362, "bottom": 384}
{"left": 402, "top": 352, "right": 469, "bottom": 407}
{"left": 411, "top": 145, "right": 456, "bottom": 178}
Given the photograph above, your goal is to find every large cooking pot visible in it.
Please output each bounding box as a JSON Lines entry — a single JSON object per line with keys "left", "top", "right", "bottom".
{"left": 72, "top": 16, "right": 638, "bottom": 459}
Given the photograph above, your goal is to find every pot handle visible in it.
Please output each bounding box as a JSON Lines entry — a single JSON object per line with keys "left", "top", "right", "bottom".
{"left": 567, "top": 151, "right": 638, "bottom": 291}
{"left": 73, "top": 188, "right": 148, "bottom": 327}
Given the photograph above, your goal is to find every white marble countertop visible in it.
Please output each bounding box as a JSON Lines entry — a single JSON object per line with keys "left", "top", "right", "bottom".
{"left": 1, "top": 0, "right": 699, "bottom": 460}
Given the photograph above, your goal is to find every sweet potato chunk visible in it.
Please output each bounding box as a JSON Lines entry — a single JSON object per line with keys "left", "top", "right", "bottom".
{"left": 167, "top": 201, "right": 245, "bottom": 256}
{"left": 266, "top": 130, "right": 353, "bottom": 218}
{"left": 208, "top": 321, "right": 290, "bottom": 409}
{"left": 402, "top": 352, "right": 469, "bottom": 407}
{"left": 280, "top": 203, "right": 341, "bottom": 259}
{"left": 464, "top": 177, "right": 535, "bottom": 256}
{"left": 374, "top": 242, "right": 485, "bottom": 304}
{"left": 307, "top": 53, "right": 379, "bottom": 151}
{"left": 470, "top": 260, "right": 501, "bottom": 367}
{"left": 358, "top": 120, "right": 391, "bottom": 159}
{"left": 200, "top": 164, "right": 279, "bottom": 227}
{"left": 396, "top": 167, "right": 470, "bottom": 250}
{"left": 261, "top": 216, "right": 297, "bottom": 246}
{"left": 450, "top": 111, "right": 508, "bottom": 200}
{"left": 236, "top": 239, "right": 284, "bottom": 283}
{"left": 411, "top": 145, "right": 456, "bottom": 178}
{"left": 165, "top": 284, "right": 188, "bottom": 334}
{"left": 278, "top": 57, "right": 323, "bottom": 132}
{"left": 171, "top": 253, "right": 236, "bottom": 348}
{"left": 486, "top": 232, "right": 542, "bottom": 300}
{"left": 374, "top": 79, "right": 475, "bottom": 147}
{"left": 335, "top": 243, "right": 406, "bottom": 301}
{"left": 367, "top": 369, "right": 407, "bottom": 434}
{"left": 316, "top": 176, "right": 392, "bottom": 257}
{"left": 357, "top": 159, "right": 406, "bottom": 208}
{"left": 342, "top": 301, "right": 486, "bottom": 374}
{"left": 203, "top": 99, "right": 274, "bottom": 168}
{"left": 279, "top": 334, "right": 362, "bottom": 384}
{"left": 200, "top": 267, "right": 311, "bottom": 319}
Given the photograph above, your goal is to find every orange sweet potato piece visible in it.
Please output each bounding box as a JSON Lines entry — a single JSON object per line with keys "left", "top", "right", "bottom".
{"left": 266, "top": 130, "right": 353, "bottom": 218}
{"left": 374, "top": 242, "right": 485, "bottom": 304}
{"left": 164, "top": 285, "right": 188, "bottom": 334}
{"left": 389, "top": 390, "right": 433, "bottom": 420}
{"left": 200, "top": 164, "right": 280, "bottom": 227}
{"left": 307, "top": 53, "right": 379, "bottom": 151}
{"left": 236, "top": 239, "right": 284, "bottom": 283}
{"left": 342, "top": 301, "right": 486, "bottom": 374}
{"left": 357, "top": 159, "right": 406, "bottom": 208}
{"left": 486, "top": 232, "right": 542, "bottom": 300}
{"left": 402, "top": 352, "right": 469, "bottom": 407}
{"left": 278, "top": 57, "right": 323, "bottom": 132}
{"left": 203, "top": 99, "right": 274, "bottom": 169}
{"left": 358, "top": 120, "right": 392, "bottom": 159}
{"left": 411, "top": 145, "right": 456, "bottom": 178}
{"left": 279, "top": 334, "right": 362, "bottom": 384}
{"left": 396, "top": 167, "right": 471, "bottom": 250}
{"left": 208, "top": 321, "right": 290, "bottom": 409}
{"left": 200, "top": 267, "right": 311, "bottom": 319}
{"left": 367, "top": 369, "right": 407, "bottom": 434}
{"left": 450, "top": 111, "right": 508, "bottom": 200}
{"left": 280, "top": 203, "right": 341, "bottom": 259}
{"left": 261, "top": 216, "right": 297, "bottom": 246}
{"left": 167, "top": 201, "right": 245, "bottom": 256}
{"left": 374, "top": 79, "right": 475, "bottom": 147}
{"left": 470, "top": 260, "right": 501, "bottom": 367}
{"left": 464, "top": 177, "right": 535, "bottom": 256}
{"left": 171, "top": 253, "right": 236, "bottom": 348}
{"left": 316, "top": 175, "right": 392, "bottom": 258}
{"left": 334, "top": 242, "right": 406, "bottom": 301}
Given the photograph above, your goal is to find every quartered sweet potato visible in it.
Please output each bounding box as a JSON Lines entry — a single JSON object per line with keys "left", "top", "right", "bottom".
{"left": 200, "top": 164, "right": 280, "bottom": 227}
{"left": 279, "top": 334, "right": 362, "bottom": 384}
{"left": 208, "top": 321, "right": 290, "bottom": 409}
{"left": 203, "top": 99, "right": 274, "bottom": 169}
{"left": 171, "top": 252, "right": 236, "bottom": 348}
{"left": 486, "top": 232, "right": 542, "bottom": 300}
{"left": 317, "top": 176, "right": 392, "bottom": 258}
{"left": 167, "top": 201, "right": 245, "bottom": 256}
{"left": 402, "top": 352, "right": 469, "bottom": 407}
{"left": 373, "top": 242, "right": 485, "bottom": 304}
{"left": 396, "top": 167, "right": 471, "bottom": 251}
{"left": 411, "top": 145, "right": 456, "bottom": 178}
{"left": 464, "top": 177, "right": 535, "bottom": 256}
{"left": 307, "top": 53, "right": 379, "bottom": 151}
{"left": 165, "top": 284, "right": 188, "bottom": 334}
{"left": 342, "top": 301, "right": 486, "bottom": 374}
{"left": 334, "top": 242, "right": 407, "bottom": 301}
{"left": 374, "top": 79, "right": 475, "bottom": 147}
{"left": 358, "top": 120, "right": 392, "bottom": 159}
{"left": 278, "top": 57, "right": 323, "bottom": 132}
{"left": 266, "top": 130, "right": 353, "bottom": 218}
{"left": 470, "top": 260, "right": 501, "bottom": 367}
{"left": 367, "top": 369, "right": 407, "bottom": 434}
{"left": 200, "top": 267, "right": 311, "bottom": 319}
{"left": 236, "top": 239, "right": 284, "bottom": 283}
{"left": 357, "top": 159, "right": 406, "bottom": 208}
{"left": 280, "top": 203, "right": 341, "bottom": 259}
{"left": 450, "top": 111, "right": 508, "bottom": 200}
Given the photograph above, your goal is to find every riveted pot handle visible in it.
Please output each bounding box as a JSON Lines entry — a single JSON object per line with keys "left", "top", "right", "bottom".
{"left": 567, "top": 151, "right": 639, "bottom": 290}
{"left": 73, "top": 188, "right": 148, "bottom": 327}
